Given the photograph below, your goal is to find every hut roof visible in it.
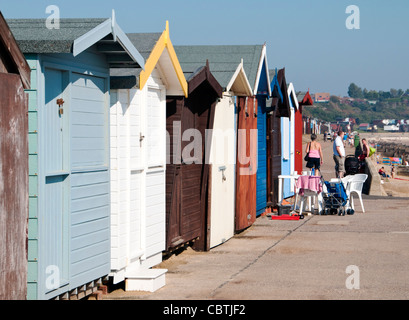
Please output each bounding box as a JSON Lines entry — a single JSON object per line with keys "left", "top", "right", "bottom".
{"left": 7, "top": 16, "right": 144, "bottom": 69}
{"left": 174, "top": 45, "right": 264, "bottom": 93}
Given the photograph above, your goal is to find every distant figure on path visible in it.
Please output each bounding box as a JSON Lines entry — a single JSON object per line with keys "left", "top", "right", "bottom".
{"left": 359, "top": 138, "right": 369, "bottom": 160}
{"left": 379, "top": 167, "right": 390, "bottom": 178}
{"left": 333, "top": 130, "right": 346, "bottom": 178}
{"left": 354, "top": 133, "right": 362, "bottom": 157}
{"left": 343, "top": 132, "right": 347, "bottom": 147}
{"left": 305, "top": 134, "right": 323, "bottom": 176}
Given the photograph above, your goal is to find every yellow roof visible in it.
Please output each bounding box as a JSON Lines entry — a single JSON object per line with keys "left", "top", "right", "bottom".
{"left": 139, "top": 21, "right": 188, "bottom": 97}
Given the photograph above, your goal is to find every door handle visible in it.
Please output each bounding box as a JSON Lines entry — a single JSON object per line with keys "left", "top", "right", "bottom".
{"left": 139, "top": 132, "right": 145, "bottom": 147}
{"left": 57, "top": 98, "right": 64, "bottom": 116}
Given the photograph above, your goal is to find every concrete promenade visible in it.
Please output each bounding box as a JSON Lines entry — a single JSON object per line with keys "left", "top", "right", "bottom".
{"left": 105, "top": 135, "right": 409, "bottom": 301}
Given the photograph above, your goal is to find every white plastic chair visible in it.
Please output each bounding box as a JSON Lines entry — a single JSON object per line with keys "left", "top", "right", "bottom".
{"left": 340, "top": 175, "right": 354, "bottom": 212}
{"left": 343, "top": 174, "right": 368, "bottom": 213}
{"left": 297, "top": 189, "right": 322, "bottom": 216}
{"left": 294, "top": 176, "right": 323, "bottom": 215}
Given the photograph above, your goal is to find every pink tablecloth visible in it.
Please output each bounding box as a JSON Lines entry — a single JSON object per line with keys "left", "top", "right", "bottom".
{"left": 296, "top": 175, "right": 322, "bottom": 196}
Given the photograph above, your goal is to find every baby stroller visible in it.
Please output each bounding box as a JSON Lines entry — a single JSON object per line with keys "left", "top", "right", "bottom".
{"left": 320, "top": 176, "right": 354, "bottom": 216}
{"left": 345, "top": 155, "right": 360, "bottom": 176}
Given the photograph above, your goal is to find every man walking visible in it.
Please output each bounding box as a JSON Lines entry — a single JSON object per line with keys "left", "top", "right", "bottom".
{"left": 333, "top": 130, "right": 346, "bottom": 178}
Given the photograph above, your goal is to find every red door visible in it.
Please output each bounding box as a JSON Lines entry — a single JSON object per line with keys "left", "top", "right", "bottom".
{"left": 235, "top": 97, "right": 257, "bottom": 231}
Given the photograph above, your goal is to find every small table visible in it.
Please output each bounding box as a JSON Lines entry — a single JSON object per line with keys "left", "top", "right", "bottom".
{"left": 278, "top": 174, "right": 300, "bottom": 205}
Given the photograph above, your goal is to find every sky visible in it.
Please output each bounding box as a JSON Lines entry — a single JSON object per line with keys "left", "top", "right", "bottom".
{"left": 1, "top": 0, "right": 408, "bottom": 96}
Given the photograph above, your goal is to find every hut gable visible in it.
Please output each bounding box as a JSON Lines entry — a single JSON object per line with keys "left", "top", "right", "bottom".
{"left": 269, "top": 68, "right": 291, "bottom": 118}
{"left": 226, "top": 60, "right": 253, "bottom": 96}
{"left": 111, "top": 21, "right": 188, "bottom": 97}
{"left": 186, "top": 60, "right": 223, "bottom": 97}
{"left": 7, "top": 14, "right": 144, "bottom": 69}
{"left": 287, "top": 82, "right": 300, "bottom": 111}
{"left": 297, "top": 90, "right": 313, "bottom": 113}
{"left": 253, "top": 44, "right": 271, "bottom": 96}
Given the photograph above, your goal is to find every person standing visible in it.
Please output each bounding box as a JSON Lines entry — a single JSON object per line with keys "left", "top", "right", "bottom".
{"left": 305, "top": 134, "right": 323, "bottom": 176}
{"left": 360, "top": 138, "right": 369, "bottom": 160}
{"left": 333, "top": 130, "right": 346, "bottom": 178}
{"left": 343, "top": 132, "right": 347, "bottom": 147}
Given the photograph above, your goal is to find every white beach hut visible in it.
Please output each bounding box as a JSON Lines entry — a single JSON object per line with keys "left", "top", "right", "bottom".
{"left": 109, "top": 22, "right": 187, "bottom": 291}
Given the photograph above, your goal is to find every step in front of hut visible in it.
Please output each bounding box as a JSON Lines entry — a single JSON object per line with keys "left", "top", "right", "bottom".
{"left": 125, "top": 268, "right": 168, "bottom": 292}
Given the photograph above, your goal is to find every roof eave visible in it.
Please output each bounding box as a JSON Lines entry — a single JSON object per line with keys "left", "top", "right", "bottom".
{"left": 287, "top": 82, "right": 300, "bottom": 110}
{"left": 73, "top": 13, "right": 144, "bottom": 69}
{"left": 139, "top": 21, "right": 188, "bottom": 97}
{"left": 225, "top": 60, "right": 252, "bottom": 97}
{"left": 253, "top": 44, "right": 271, "bottom": 96}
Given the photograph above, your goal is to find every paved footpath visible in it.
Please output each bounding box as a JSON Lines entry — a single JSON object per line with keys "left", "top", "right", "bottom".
{"left": 106, "top": 136, "right": 409, "bottom": 301}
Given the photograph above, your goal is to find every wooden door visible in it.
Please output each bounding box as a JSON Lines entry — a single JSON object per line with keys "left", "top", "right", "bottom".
{"left": 166, "top": 96, "right": 204, "bottom": 249}
{"left": 256, "top": 97, "right": 267, "bottom": 216}
{"left": 268, "top": 111, "right": 282, "bottom": 207}
{"left": 166, "top": 97, "right": 184, "bottom": 248}
{"left": 235, "top": 97, "right": 257, "bottom": 231}
{"left": 165, "top": 94, "right": 213, "bottom": 250}
{"left": 0, "top": 73, "right": 28, "bottom": 300}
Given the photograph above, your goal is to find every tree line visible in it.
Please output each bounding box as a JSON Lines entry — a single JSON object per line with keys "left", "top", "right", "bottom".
{"left": 348, "top": 83, "right": 409, "bottom": 101}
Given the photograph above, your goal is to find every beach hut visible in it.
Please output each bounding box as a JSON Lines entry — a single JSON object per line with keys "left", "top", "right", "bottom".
{"left": 175, "top": 45, "right": 267, "bottom": 231}
{"left": 281, "top": 83, "right": 298, "bottom": 199}
{"left": 267, "top": 68, "right": 291, "bottom": 207}
{"left": 253, "top": 45, "right": 272, "bottom": 217}
{"left": 296, "top": 91, "right": 313, "bottom": 174}
{"left": 9, "top": 14, "right": 144, "bottom": 300}
{"left": 174, "top": 45, "right": 253, "bottom": 249}
{"left": 0, "top": 12, "right": 30, "bottom": 300}
{"left": 109, "top": 22, "right": 187, "bottom": 291}
{"left": 166, "top": 60, "right": 223, "bottom": 251}
{"left": 280, "top": 82, "right": 300, "bottom": 199}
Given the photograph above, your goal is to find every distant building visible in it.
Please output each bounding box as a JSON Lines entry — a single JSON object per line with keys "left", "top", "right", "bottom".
{"left": 312, "top": 92, "right": 330, "bottom": 102}
{"left": 384, "top": 124, "right": 400, "bottom": 131}
{"left": 359, "top": 123, "right": 370, "bottom": 131}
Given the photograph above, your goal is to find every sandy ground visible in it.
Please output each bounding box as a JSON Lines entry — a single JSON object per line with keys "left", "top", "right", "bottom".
{"left": 304, "top": 133, "right": 409, "bottom": 197}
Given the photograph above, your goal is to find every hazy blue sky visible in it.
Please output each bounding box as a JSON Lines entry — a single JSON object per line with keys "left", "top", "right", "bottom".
{"left": 1, "top": 0, "right": 408, "bottom": 96}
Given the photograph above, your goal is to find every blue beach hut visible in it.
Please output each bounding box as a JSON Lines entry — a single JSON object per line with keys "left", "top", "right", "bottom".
{"left": 250, "top": 44, "right": 271, "bottom": 217}
{"left": 8, "top": 14, "right": 144, "bottom": 300}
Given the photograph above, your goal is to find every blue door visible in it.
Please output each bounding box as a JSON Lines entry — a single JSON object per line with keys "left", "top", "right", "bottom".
{"left": 42, "top": 68, "right": 70, "bottom": 293}
{"left": 256, "top": 97, "right": 267, "bottom": 216}
{"left": 281, "top": 116, "right": 292, "bottom": 198}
